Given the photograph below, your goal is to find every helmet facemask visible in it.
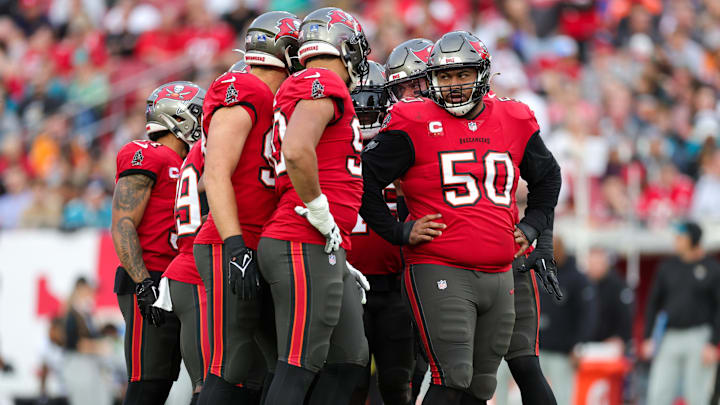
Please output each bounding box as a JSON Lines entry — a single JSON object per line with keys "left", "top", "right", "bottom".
{"left": 387, "top": 75, "right": 429, "bottom": 102}
{"left": 352, "top": 85, "right": 389, "bottom": 139}
{"left": 427, "top": 61, "right": 490, "bottom": 117}
{"left": 341, "top": 33, "right": 370, "bottom": 91}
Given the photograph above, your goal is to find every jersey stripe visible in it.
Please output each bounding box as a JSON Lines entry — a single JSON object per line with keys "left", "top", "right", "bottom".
{"left": 530, "top": 269, "right": 541, "bottom": 356}
{"left": 131, "top": 294, "right": 143, "bottom": 382}
{"left": 209, "top": 244, "right": 225, "bottom": 376}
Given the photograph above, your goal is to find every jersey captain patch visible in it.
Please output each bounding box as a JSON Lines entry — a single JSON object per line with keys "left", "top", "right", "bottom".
{"left": 225, "top": 83, "right": 238, "bottom": 104}
{"left": 311, "top": 79, "right": 325, "bottom": 99}
{"left": 132, "top": 149, "right": 144, "bottom": 166}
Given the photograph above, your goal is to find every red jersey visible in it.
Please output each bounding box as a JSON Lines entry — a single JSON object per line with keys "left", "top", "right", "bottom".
{"left": 164, "top": 141, "right": 205, "bottom": 285}
{"left": 114, "top": 140, "right": 183, "bottom": 272}
{"left": 262, "top": 68, "right": 363, "bottom": 249}
{"left": 194, "top": 71, "right": 277, "bottom": 250}
{"left": 382, "top": 95, "right": 538, "bottom": 272}
{"left": 347, "top": 184, "right": 403, "bottom": 275}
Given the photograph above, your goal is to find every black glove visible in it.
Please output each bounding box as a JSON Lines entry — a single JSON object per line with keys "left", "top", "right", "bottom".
{"left": 225, "top": 235, "right": 260, "bottom": 300}
{"left": 135, "top": 278, "right": 165, "bottom": 327}
{"left": 520, "top": 230, "right": 563, "bottom": 300}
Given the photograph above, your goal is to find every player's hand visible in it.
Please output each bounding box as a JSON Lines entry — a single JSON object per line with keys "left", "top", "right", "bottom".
{"left": 295, "top": 194, "right": 341, "bottom": 253}
{"left": 346, "top": 261, "right": 370, "bottom": 305}
{"left": 225, "top": 235, "right": 261, "bottom": 300}
{"left": 524, "top": 230, "right": 563, "bottom": 300}
{"left": 136, "top": 278, "right": 165, "bottom": 327}
{"left": 513, "top": 226, "right": 530, "bottom": 258}
{"left": 408, "top": 213, "right": 446, "bottom": 245}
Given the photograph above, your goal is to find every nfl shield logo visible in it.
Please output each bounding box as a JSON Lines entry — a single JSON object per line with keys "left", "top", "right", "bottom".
{"left": 468, "top": 122, "right": 477, "bottom": 132}
{"left": 329, "top": 254, "right": 337, "bottom": 266}
{"left": 437, "top": 280, "right": 447, "bottom": 290}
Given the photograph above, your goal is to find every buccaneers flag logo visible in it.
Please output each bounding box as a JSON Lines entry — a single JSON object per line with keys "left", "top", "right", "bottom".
{"left": 275, "top": 17, "right": 299, "bottom": 40}
{"left": 157, "top": 84, "right": 200, "bottom": 104}
{"left": 469, "top": 40, "right": 489, "bottom": 60}
{"left": 327, "top": 9, "right": 361, "bottom": 33}
{"left": 412, "top": 45, "right": 433, "bottom": 63}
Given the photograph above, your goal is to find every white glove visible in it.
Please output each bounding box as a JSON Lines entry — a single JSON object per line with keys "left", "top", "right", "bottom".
{"left": 152, "top": 276, "right": 173, "bottom": 312}
{"left": 346, "top": 261, "right": 370, "bottom": 305}
{"left": 295, "top": 194, "right": 342, "bottom": 253}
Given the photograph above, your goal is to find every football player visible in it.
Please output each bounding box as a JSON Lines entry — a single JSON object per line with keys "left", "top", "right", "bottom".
{"left": 257, "top": 7, "right": 371, "bottom": 405}
{"left": 384, "top": 38, "right": 435, "bottom": 401}
{"left": 192, "top": 12, "right": 301, "bottom": 405}
{"left": 111, "top": 80, "right": 205, "bottom": 405}
{"left": 347, "top": 61, "right": 414, "bottom": 405}
{"left": 360, "top": 31, "right": 561, "bottom": 404}
{"left": 385, "top": 38, "right": 434, "bottom": 102}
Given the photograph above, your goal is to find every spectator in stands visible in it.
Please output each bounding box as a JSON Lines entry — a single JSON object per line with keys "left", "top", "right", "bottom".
{"left": 643, "top": 221, "right": 720, "bottom": 405}
{"left": 0, "top": 166, "right": 33, "bottom": 229}
{"left": 586, "top": 247, "right": 633, "bottom": 349}
{"left": 691, "top": 149, "right": 720, "bottom": 220}
{"left": 539, "top": 236, "right": 597, "bottom": 405}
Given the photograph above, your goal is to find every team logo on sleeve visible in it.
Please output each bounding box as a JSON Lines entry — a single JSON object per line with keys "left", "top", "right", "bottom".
{"left": 311, "top": 79, "right": 325, "bottom": 99}
{"left": 225, "top": 83, "right": 238, "bottom": 104}
{"left": 132, "top": 149, "right": 144, "bottom": 166}
{"left": 380, "top": 112, "right": 391, "bottom": 129}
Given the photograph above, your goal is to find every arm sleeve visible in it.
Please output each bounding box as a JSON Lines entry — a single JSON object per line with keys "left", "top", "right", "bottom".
{"left": 644, "top": 263, "right": 666, "bottom": 339}
{"left": 360, "top": 130, "right": 415, "bottom": 245}
{"left": 518, "top": 132, "right": 561, "bottom": 234}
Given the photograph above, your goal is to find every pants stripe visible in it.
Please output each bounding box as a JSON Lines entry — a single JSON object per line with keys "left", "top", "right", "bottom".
{"left": 530, "top": 270, "right": 541, "bottom": 356}
{"left": 288, "top": 241, "right": 309, "bottom": 367}
{"left": 196, "top": 284, "right": 210, "bottom": 375}
{"left": 404, "top": 266, "right": 444, "bottom": 385}
{"left": 131, "top": 294, "right": 143, "bottom": 382}
{"left": 209, "top": 244, "right": 224, "bottom": 376}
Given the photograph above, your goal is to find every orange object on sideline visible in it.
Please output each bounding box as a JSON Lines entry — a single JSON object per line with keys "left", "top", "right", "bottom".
{"left": 574, "top": 358, "right": 630, "bottom": 405}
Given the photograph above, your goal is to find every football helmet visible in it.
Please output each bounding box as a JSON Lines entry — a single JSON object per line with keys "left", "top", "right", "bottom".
{"left": 228, "top": 49, "right": 249, "bottom": 73}
{"left": 297, "top": 7, "right": 370, "bottom": 88}
{"left": 351, "top": 60, "right": 389, "bottom": 139}
{"left": 146, "top": 81, "right": 206, "bottom": 144}
{"left": 385, "top": 38, "right": 433, "bottom": 102}
{"left": 245, "top": 11, "right": 302, "bottom": 72}
{"left": 426, "top": 31, "right": 491, "bottom": 117}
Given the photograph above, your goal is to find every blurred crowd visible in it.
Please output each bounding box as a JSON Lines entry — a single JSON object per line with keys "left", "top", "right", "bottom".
{"left": 0, "top": 0, "right": 719, "bottom": 231}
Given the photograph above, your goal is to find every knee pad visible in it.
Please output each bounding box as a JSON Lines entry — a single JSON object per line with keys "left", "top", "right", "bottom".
{"left": 445, "top": 363, "right": 474, "bottom": 391}
{"left": 467, "top": 372, "right": 496, "bottom": 401}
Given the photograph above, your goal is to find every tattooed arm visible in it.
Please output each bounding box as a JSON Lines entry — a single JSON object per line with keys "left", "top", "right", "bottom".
{"left": 111, "top": 174, "right": 154, "bottom": 283}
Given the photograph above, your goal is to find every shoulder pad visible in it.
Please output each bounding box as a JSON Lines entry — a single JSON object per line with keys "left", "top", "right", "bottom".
{"left": 495, "top": 97, "right": 535, "bottom": 121}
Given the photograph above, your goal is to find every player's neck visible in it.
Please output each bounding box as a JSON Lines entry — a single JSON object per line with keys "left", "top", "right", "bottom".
{"left": 157, "top": 134, "right": 189, "bottom": 159}
{"left": 252, "top": 66, "right": 288, "bottom": 95}
{"left": 306, "top": 57, "right": 350, "bottom": 86}
{"left": 463, "top": 100, "right": 485, "bottom": 120}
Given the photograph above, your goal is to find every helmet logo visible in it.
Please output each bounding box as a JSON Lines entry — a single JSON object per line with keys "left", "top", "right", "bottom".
{"left": 275, "top": 17, "right": 300, "bottom": 40}
{"left": 327, "top": 9, "right": 361, "bottom": 33}
{"left": 412, "top": 45, "right": 433, "bottom": 63}
{"left": 469, "top": 40, "right": 489, "bottom": 59}
{"left": 159, "top": 84, "right": 199, "bottom": 103}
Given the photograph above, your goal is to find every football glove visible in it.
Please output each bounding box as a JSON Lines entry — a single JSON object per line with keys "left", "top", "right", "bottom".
{"left": 346, "top": 261, "right": 370, "bottom": 305}
{"left": 136, "top": 278, "right": 165, "bottom": 327}
{"left": 225, "top": 235, "right": 260, "bottom": 300}
{"left": 295, "top": 194, "right": 341, "bottom": 254}
{"left": 521, "top": 230, "right": 563, "bottom": 300}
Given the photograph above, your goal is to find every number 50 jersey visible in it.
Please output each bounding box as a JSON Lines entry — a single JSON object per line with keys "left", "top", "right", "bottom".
{"left": 380, "top": 96, "right": 539, "bottom": 272}
{"left": 262, "top": 68, "right": 363, "bottom": 249}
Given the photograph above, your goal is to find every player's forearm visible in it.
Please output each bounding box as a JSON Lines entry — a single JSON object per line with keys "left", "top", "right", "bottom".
{"left": 204, "top": 171, "right": 242, "bottom": 239}
{"left": 284, "top": 146, "right": 322, "bottom": 203}
{"left": 112, "top": 218, "right": 150, "bottom": 283}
